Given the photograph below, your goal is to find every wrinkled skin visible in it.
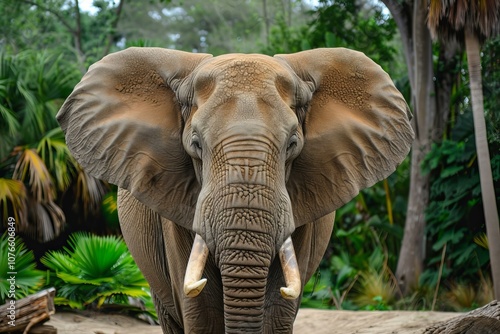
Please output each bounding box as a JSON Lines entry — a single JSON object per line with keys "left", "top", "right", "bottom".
{"left": 57, "top": 47, "right": 414, "bottom": 333}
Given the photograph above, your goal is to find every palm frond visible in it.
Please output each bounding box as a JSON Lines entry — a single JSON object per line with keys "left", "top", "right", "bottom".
{"left": 0, "top": 178, "right": 27, "bottom": 227}
{"left": 86, "top": 288, "right": 150, "bottom": 306}
{"left": 0, "top": 53, "right": 20, "bottom": 159}
{"left": 53, "top": 296, "right": 84, "bottom": 310}
{"left": 17, "top": 80, "right": 46, "bottom": 142}
{"left": 41, "top": 233, "right": 152, "bottom": 312}
{"left": 68, "top": 233, "right": 129, "bottom": 278}
{"left": 428, "top": 0, "right": 500, "bottom": 41}
{"left": 0, "top": 233, "right": 44, "bottom": 304}
{"left": 27, "top": 200, "right": 65, "bottom": 242}
{"left": 56, "top": 272, "right": 113, "bottom": 286}
{"left": 13, "top": 148, "right": 55, "bottom": 202}
{"left": 75, "top": 167, "right": 108, "bottom": 216}
{"left": 37, "top": 127, "right": 78, "bottom": 191}
{"left": 474, "top": 233, "right": 489, "bottom": 249}
{"left": 0, "top": 104, "right": 20, "bottom": 159}
{"left": 0, "top": 49, "right": 86, "bottom": 242}
{"left": 41, "top": 250, "right": 78, "bottom": 273}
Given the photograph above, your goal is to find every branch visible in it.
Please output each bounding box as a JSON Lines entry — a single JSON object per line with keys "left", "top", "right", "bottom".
{"left": 73, "top": 0, "right": 86, "bottom": 74}
{"left": 20, "top": 0, "right": 86, "bottom": 73}
{"left": 20, "top": 0, "right": 75, "bottom": 35}
{"left": 102, "top": 0, "right": 126, "bottom": 57}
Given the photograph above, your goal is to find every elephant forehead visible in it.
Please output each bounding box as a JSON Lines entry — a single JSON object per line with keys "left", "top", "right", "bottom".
{"left": 197, "top": 55, "right": 294, "bottom": 94}
{"left": 220, "top": 60, "right": 271, "bottom": 90}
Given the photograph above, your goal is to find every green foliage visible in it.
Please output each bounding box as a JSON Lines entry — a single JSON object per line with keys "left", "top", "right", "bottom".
{"left": 0, "top": 233, "right": 44, "bottom": 304}
{"left": 262, "top": 0, "right": 401, "bottom": 72}
{"left": 304, "top": 0, "right": 399, "bottom": 72}
{"left": 0, "top": 51, "right": 76, "bottom": 158}
{"left": 0, "top": 1, "right": 69, "bottom": 55}
{"left": 482, "top": 36, "right": 500, "bottom": 146}
{"left": 101, "top": 188, "right": 120, "bottom": 229}
{"left": 301, "top": 269, "right": 335, "bottom": 309}
{"left": 353, "top": 249, "right": 396, "bottom": 311}
{"left": 261, "top": 15, "right": 311, "bottom": 55}
{"left": 419, "top": 36, "right": 500, "bottom": 292}
{"left": 0, "top": 49, "right": 110, "bottom": 241}
{"left": 301, "top": 152, "right": 410, "bottom": 310}
{"left": 0, "top": 0, "right": 127, "bottom": 68}
{"left": 420, "top": 107, "right": 498, "bottom": 288}
{"left": 41, "top": 232, "right": 155, "bottom": 319}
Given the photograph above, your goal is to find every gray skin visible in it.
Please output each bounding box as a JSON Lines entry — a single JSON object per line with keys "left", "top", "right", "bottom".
{"left": 56, "top": 47, "right": 414, "bottom": 333}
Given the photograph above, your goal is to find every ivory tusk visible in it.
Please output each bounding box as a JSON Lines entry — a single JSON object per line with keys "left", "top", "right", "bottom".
{"left": 279, "top": 236, "right": 301, "bottom": 300}
{"left": 184, "top": 234, "right": 209, "bottom": 297}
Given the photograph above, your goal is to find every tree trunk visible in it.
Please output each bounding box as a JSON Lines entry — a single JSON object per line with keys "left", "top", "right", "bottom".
{"left": 464, "top": 29, "right": 500, "bottom": 300}
{"left": 380, "top": 0, "right": 414, "bottom": 92}
{"left": 395, "top": 3, "right": 437, "bottom": 294}
{"left": 435, "top": 42, "right": 460, "bottom": 138}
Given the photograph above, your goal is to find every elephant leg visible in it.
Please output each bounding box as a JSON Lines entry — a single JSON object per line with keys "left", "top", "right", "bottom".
{"left": 263, "top": 212, "right": 335, "bottom": 333}
{"left": 161, "top": 219, "right": 225, "bottom": 333}
{"left": 151, "top": 288, "right": 183, "bottom": 334}
{"left": 118, "top": 188, "right": 224, "bottom": 333}
{"left": 118, "top": 188, "right": 183, "bottom": 333}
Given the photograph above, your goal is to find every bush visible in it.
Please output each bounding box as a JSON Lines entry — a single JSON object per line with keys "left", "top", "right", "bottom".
{"left": 0, "top": 232, "right": 44, "bottom": 304}
{"left": 41, "top": 232, "right": 156, "bottom": 319}
{"left": 421, "top": 110, "right": 498, "bottom": 288}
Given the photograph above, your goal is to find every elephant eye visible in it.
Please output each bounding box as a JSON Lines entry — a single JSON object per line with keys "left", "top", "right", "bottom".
{"left": 191, "top": 134, "right": 202, "bottom": 156}
{"left": 287, "top": 134, "right": 298, "bottom": 151}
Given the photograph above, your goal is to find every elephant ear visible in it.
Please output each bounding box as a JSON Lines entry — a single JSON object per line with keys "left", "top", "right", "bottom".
{"left": 57, "top": 47, "right": 212, "bottom": 229}
{"left": 275, "top": 48, "right": 414, "bottom": 227}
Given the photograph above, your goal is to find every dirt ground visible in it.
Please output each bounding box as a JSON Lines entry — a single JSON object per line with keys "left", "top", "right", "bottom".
{"left": 43, "top": 309, "right": 461, "bottom": 334}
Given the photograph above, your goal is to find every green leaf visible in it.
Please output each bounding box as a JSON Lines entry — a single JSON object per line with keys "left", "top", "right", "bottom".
{"left": 0, "top": 233, "right": 44, "bottom": 304}
{"left": 441, "top": 165, "right": 464, "bottom": 178}
{"left": 41, "top": 232, "right": 152, "bottom": 315}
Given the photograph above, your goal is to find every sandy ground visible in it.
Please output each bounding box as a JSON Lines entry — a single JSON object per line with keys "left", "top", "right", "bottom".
{"left": 42, "top": 309, "right": 461, "bottom": 334}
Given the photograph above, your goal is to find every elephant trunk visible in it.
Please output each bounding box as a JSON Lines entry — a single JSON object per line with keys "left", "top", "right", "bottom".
{"left": 219, "top": 235, "right": 301, "bottom": 333}
{"left": 218, "top": 227, "right": 272, "bottom": 333}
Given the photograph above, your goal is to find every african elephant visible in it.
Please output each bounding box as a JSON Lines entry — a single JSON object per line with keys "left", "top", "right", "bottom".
{"left": 56, "top": 47, "right": 414, "bottom": 333}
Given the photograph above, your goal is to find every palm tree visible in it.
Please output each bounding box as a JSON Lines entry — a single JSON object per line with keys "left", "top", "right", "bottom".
{"left": 0, "top": 50, "right": 107, "bottom": 242}
{"left": 428, "top": 0, "right": 500, "bottom": 300}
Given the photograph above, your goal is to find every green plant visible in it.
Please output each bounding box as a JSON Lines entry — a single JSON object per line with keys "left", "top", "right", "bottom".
{"left": 352, "top": 247, "right": 397, "bottom": 311}
{"left": 0, "top": 50, "right": 107, "bottom": 242}
{"left": 101, "top": 187, "right": 119, "bottom": 229}
{"left": 301, "top": 269, "right": 336, "bottom": 309}
{"left": 0, "top": 232, "right": 44, "bottom": 304}
{"left": 305, "top": 159, "right": 409, "bottom": 310}
{"left": 421, "top": 110, "right": 497, "bottom": 288}
{"left": 444, "top": 282, "right": 478, "bottom": 311}
{"left": 41, "top": 232, "right": 155, "bottom": 319}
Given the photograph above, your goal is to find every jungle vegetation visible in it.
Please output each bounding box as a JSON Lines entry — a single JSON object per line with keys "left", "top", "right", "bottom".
{"left": 0, "top": 0, "right": 498, "bottom": 313}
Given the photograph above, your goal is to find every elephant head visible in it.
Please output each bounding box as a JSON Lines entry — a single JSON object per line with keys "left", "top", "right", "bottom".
{"left": 57, "top": 47, "right": 414, "bottom": 332}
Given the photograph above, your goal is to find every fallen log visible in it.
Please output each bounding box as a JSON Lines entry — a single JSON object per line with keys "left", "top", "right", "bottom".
{"left": 0, "top": 288, "right": 56, "bottom": 334}
{"left": 424, "top": 300, "right": 500, "bottom": 333}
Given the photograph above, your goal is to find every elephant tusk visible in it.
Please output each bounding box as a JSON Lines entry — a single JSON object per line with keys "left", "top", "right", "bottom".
{"left": 184, "top": 234, "right": 209, "bottom": 297}
{"left": 279, "top": 236, "right": 301, "bottom": 300}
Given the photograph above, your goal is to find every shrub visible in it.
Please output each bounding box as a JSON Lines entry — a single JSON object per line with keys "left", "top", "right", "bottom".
{"left": 0, "top": 232, "right": 44, "bottom": 304}
{"left": 41, "top": 232, "right": 156, "bottom": 319}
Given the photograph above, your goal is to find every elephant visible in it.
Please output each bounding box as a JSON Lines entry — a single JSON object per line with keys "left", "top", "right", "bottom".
{"left": 56, "top": 47, "right": 414, "bottom": 333}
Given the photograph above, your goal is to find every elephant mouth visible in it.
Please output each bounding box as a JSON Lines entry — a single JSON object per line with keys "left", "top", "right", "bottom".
{"left": 183, "top": 233, "right": 301, "bottom": 299}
